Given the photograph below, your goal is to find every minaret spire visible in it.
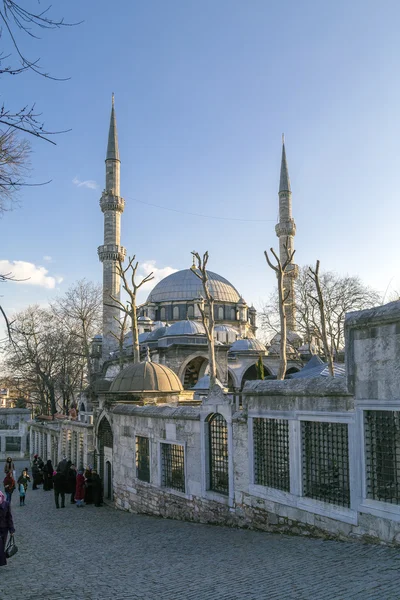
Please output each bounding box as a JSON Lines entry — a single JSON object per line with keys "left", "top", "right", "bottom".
{"left": 275, "top": 136, "right": 298, "bottom": 331}
{"left": 106, "top": 92, "right": 120, "bottom": 161}
{"left": 279, "top": 134, "right": 291, "bottom": 193}
{"left": 98, "top": 95, "right": 126, "bottom": 360}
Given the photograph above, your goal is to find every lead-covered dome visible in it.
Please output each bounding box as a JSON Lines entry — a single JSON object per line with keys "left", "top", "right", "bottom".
{"left": 146, "top": 269, "right": 241, "bottom": 303}
{"left": 163, "top": 320, "right": 206, "bottom": 337}
{"left": 109, "top": 361, "right": 183, "bottom": 393}
{"left": 230, "top": 338, "right": 266, "bottom": 353}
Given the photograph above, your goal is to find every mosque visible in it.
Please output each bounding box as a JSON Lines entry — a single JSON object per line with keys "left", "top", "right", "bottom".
{"left": 92, "top": 97, "right": 305, "bottom": 397}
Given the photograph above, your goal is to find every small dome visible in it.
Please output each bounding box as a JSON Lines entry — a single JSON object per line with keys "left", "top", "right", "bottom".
{"left": 146, "top": 326, "right": 169, "bottom": 341}
{"left": 270, "top": 331, "right": 303, "bottom": 347}
{"left": 124, "top": 331, "right": 150, "bottom": 346}
{"left": 191, "top": 375, "right": 224, "bottom": 390}
{"left": 152, "top": 321, "right": 166, "bottom": 329}
{"left": 162, "top": 319, "right": 206, "bottom": 337}
{"left": 109, "top": 362, "right": 183, "bottom": 393}
{"left": 138, "top": 316, "right": 152, "bottom": 322}
{"left": 230, "top": 338, "right": 266, "bottom": 352}
{"left": 93, "top": 334, "right": 102, "bottom": 340}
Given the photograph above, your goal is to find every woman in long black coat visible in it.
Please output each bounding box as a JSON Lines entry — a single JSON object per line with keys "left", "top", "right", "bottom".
{"left": 0, "top": 490, "right": 15, "bottom": 566}
{"left": 42, "top": 460, "right": 54, "bottom": 491}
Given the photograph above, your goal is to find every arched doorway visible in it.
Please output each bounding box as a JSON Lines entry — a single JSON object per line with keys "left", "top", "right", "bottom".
{"left": 241, "top": 363, "right": 272, "bottom": 390}
{"left": 97, "top": 416, "right": 113, "bottom": 501}
{"left": 183, "top": 356, "right": 208, "bottom": 389}
{"left": 285, "top": 367, "right": 300, "bottom": 377}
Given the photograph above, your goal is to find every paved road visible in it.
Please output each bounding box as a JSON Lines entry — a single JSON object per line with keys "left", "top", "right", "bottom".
{"left": 1, "top": 479, "right": 400, "bottom": 600}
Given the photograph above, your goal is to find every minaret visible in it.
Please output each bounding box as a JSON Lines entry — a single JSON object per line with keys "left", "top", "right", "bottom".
{"left": 97, "top": 94, "right": 126, "bottom": 360}
{"left": 275, "top": 135, "right": 298, "bottom": 331}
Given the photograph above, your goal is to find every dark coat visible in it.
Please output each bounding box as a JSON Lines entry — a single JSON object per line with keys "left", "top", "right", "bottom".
{"left": 66, "top": 468, "right": 77, "bottom": 494}
{"left": 43, "top": 461, "right": 54, "bottom": 491}
{"left": 0, "top": 498, "right": 15, "bottom": 567}
{"left": 53, "top": 472, "right": 67, "bottom": 494}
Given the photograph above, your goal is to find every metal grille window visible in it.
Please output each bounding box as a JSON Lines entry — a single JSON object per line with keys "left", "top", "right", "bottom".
{"left": 136, "top": 436, "right": 150, "bottom": 482}
{"left": 302, "top": 421, "right": 350, "bottom": 507}
{"left": 5, "top": 437, "right": 21, "bottom": 452}
{"left": 208, "top": 413, "right": 229, "bottom": 495}
{"left": 62, "top": 429, "right": 67, "bottom": 457}
{"left": 51, "top": 435, "right": 58, "bottom": 466}
{"left": 253, "top": 418, "right": 290, "bottom": 492}
{"left": 161, "top": 443, "right": 185, "bottom": 493}
{"left": 72, "top": 432, "right": 78, "bottom": 464}
{"left": 67, "top": 431, "right": 72, "bottom": 461}
{"left": 79, "top": 434, "right": 84, "bottom": 469}
{"left": 365, "top": 411, "right": 400, "bottom": 505}
{"left": 43, "top": 434, "right": 48, "bottom": 460}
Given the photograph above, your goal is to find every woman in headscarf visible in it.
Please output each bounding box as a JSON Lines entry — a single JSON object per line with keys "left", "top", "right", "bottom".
{"left": 42, "top": 459, "right": 54, "bottom": 491}
{"left": 3, "top": 472, "right": 16, "bottom": 503}
{"left": 0, "top": 490, "right": 15, "bottom": 566}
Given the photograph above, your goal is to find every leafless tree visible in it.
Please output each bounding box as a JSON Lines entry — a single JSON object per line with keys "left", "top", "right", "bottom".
{"left": 264, "top": 243, "right": 296, "bottom": 380}
{"left": 191, "top": 251, "right": 217, "bottom": 389}
{"left": 260, "top": 266, "right": 379, "bottom": 358}
{"left": 110, "top": 309, "right": 130, "bottom": 372}
{"left": 308, "top": 260, "right": 334, "bottom": 376}
{"left": 52, "top": 280, "right": 102, "bottom": 381}
{"left": 0, "top": 1, "right": 78, "bottom": 210}
{"left": 107, "top": 256, "right": 154, "bottom": 364}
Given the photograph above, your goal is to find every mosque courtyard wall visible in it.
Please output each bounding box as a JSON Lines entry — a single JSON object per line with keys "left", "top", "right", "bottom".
{"left": 109, "top": 301, "right": 400, "bottom": 546}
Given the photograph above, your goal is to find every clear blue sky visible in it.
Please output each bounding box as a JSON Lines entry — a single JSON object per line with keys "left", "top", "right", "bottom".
{"left": 1, "top": 0, "right": 399, "bottom": 331}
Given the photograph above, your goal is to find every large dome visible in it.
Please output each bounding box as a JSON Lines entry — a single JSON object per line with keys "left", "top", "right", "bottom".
{"left": 109, "top": 362, "right": 183, "bottom": 393}
{"left": 146, "top": 269, "right": 241, "bottom": 303}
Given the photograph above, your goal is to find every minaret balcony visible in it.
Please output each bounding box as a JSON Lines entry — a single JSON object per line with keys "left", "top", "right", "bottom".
{"left": 98, "top": 244, "right": 126, "bottom": 262}
{"left": 275, "top": 219, "right": 296, "bottom": 238}
{"left": 99, "top": 192, "right": 125, "bottom": 213}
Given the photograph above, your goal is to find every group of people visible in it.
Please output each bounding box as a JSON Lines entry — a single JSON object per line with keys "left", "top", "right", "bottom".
{"left": 52, "top": 458, "right": 104, "bottom": 509}
{"left": 1, "top": 454, "right": 105, "bottom": 567}
{"left": 3, "top": 457, "right": 31, "bottom": 506}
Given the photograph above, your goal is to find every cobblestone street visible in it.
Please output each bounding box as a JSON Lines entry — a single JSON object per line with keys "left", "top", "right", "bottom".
{"left": 1, "top": 479, "right": 400, "bottom": 600}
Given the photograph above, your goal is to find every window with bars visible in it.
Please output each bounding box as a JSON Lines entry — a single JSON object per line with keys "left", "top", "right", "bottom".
{"left": 6, "top": 437, "right": 21, "bottom": 452}
{"left": 161, "top": 443, "right": 185, "bottom": 493}
{"left": 72, "top": 431, "right": 78, "bottom": 464}
{"left": 136, "top": 436, "right": 150, "bottom": 483}
{"left": 208, "top": 413, "right": 229, "bottom": 495}
{"left": 79, "top": 434, "right": 84, "bottom": 469}
{"left": 365, "top": 411, "right": 400, "bottom": 505}
{"left": 302, "top": 421, "right": 350, "bottom": 507}
{"left": 253, "top": 418, "right": 290, "bottom": 492}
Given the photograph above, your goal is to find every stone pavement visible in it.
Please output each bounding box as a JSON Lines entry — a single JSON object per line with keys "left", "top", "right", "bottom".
{"left": 1, "top": 482, "right": 400, "bottom": 600}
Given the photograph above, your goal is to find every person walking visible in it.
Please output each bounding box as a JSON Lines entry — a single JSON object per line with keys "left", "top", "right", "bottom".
{"left": 91, "top": 470, "right": 103, "bottom": 507}
{"left": 3, "top": 457, "right": 14, "bottom": 477}
{"left": 67, "top": 464, "right": 77, "bottom": 504}
{"left": 75, "top": 470, "right": 85, "bottom": 507}
{"left": 42, "top": 460, "right": 54, "bottom": 491}
{"left": 32, "top": 455, "right": 43, "bottom": 490}
{"left": 3, "top": 472, "right": 15, "bottom": 503}
{"left": 17, "top": 469, "right": 30, "bottom": 506}
{"left": 53, "top": 468, "right": 67, "bottom": 509}
{"left": 0, "top": 490, "right": 15, "bottom": 567}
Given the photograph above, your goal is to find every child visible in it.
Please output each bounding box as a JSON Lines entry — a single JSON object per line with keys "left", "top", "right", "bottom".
{"left": 19, "top": 482, "right": 25, "bottom": 506}
{"left": 17, "top": 469, "right": 30, "bottom": 506}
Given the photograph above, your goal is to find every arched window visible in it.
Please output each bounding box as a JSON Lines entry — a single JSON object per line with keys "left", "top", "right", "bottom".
{"left": 218, "top": 307, "right": 224, "bottom": 320}
{"left": 173, "top": 306, "right": 180, "bottom": 320}
{"left": 98, "top": 416, "right": 113, "bottom": 449}
{"left": 231, "top": 308, "right": 236, "bottom": 321}
{"left": 160, "top": 307, "right": 166, "bottom": 321}
{"left": 187, "top": 305, "right": 194, "bottom": 318}
{"left": 207, "top": 413, "right": 229, "bottom": 495}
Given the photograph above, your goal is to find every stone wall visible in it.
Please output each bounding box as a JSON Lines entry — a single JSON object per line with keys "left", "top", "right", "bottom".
{"left": 0, "top": 408, "right": 30, "bottom": 459}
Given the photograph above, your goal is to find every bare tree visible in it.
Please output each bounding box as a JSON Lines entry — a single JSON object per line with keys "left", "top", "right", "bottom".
{"left": 308, "top": 260, "right": 334, "bottom": 376}
{"left": 264, "top": 243, "right": 296, "bottom": 380}
{"left": 107, "top": 256, "right": 154, "bottom": 364}
{"left": 110, "top": 309, "right": 130, "bottom": 372}
{"left": 191, "top": 251, "right": 217, "bottom": 389}
{"left": 52, "top": 280, "right": 102, "bottom": 382}
{"left": 0, "top": 1, "right": 78, "bottom": 210}
{"left": 260, "top": 266, "right": 379, "bottom": 357}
